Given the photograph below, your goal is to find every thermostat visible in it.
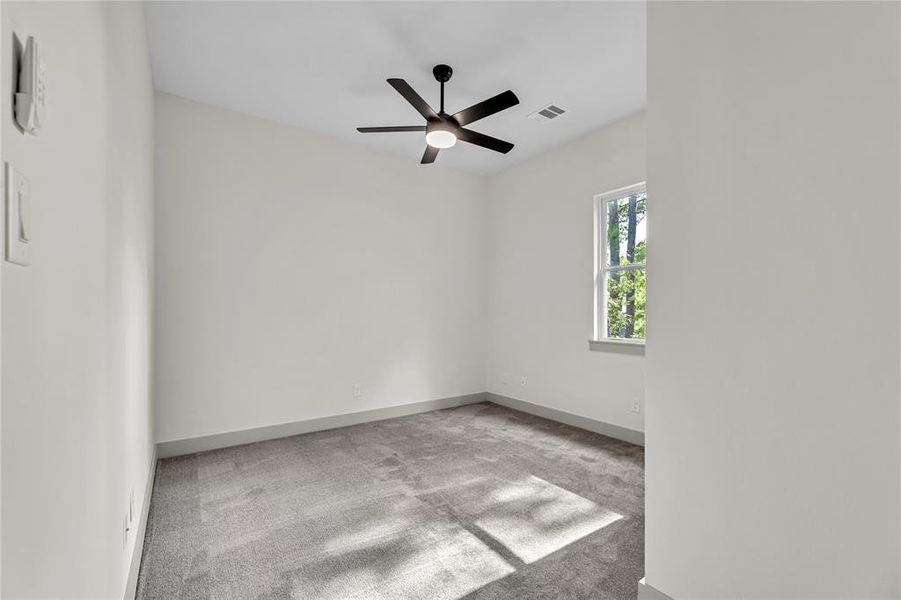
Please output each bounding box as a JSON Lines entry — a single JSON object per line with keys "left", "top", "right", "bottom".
{"left": 15, "top": 36, "right": 45, "bottom": 135}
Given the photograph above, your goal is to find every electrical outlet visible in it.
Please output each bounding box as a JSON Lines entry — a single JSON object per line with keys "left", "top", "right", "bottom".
{"left": 631, "top": 397, "right": 641, "bottom": 413}
{"left": 352, "top": 384, "right": 362, "bottom": 399}
{"left": 500, "top": 372, "right": 509, "bottom": 386}
{"left": 520, "top": 376, "right": 527, "bottom": 388}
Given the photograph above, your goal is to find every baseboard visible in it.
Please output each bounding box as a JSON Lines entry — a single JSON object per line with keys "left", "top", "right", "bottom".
{"left": 156, "top": 391, "right": 643, "bottom": 457}
{"left": 124, "top": 447, "right": 158, "bottom": 600}
{"left": 637, "top": 578, "right": 674, "bottom": 600}
{"left": 157, "top": 392, "right": 488, "bottom": 458}
{"left": 486, "top": 393, "right": 644, "bottom": 446}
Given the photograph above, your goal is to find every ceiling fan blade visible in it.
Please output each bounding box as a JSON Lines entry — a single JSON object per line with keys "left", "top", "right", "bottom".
{"left": 387, "top": 79, "right": 438, "bottom": 120}
{"left": 452, "top": 90, "right": 519, "bottom": 126}
{"left": 421, "top": 145, "right": 439, "bottom": 164}
{"left": 457, "top": 128, "right": 514, "bottom": 154}
{"left": 357, "top": 126, "right": 426, "bottom": 133}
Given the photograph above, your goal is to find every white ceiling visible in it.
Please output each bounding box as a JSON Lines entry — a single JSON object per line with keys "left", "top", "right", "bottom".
{"left": 144, "top": 1, "right": 646, "bottom": 176}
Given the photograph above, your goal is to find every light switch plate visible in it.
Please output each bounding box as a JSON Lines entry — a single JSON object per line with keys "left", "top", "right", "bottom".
{"left": 5, "top": 162, "right": 30, "bottom": 266}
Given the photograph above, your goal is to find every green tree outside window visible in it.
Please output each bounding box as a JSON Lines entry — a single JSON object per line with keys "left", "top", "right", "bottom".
{"left": 604, "top": 192, "right": 646, "bottom": 340}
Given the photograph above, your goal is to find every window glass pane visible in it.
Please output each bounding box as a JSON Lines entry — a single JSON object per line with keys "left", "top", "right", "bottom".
{"left": 606, "top": 267, "right": 646, "bottom": 340}
{"left": 605, "top": 193, "right": 647, "bottom": 267}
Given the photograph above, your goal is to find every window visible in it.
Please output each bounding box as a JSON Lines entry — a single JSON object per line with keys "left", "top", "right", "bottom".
{"left": 594, "top": 183, "right": 647, "bottom": 344}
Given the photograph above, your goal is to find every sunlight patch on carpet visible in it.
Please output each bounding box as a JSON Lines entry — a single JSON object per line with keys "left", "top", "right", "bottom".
{"left": 472, "top": 475, "right": 623, "bottom": 564}
{"left": 289, "top": 519, "right": 515, "bottom": 600}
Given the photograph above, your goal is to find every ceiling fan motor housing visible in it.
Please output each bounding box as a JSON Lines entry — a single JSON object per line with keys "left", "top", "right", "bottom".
{"left": 427, "top": 119, "right": 457, "bottom": 134}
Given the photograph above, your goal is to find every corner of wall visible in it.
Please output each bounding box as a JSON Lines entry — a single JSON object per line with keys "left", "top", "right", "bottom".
{"left": 1, "top": 3, "right": 156, "bottom": 598}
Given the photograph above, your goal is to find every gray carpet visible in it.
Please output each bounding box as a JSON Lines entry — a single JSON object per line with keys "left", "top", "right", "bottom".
{"left": 136, "top": 402, "right": 644, "bottom": 600}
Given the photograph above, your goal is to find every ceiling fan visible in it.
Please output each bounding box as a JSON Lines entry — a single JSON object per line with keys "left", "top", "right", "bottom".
{"left": 357, "top": 64, "right": 520, "bottom": 164}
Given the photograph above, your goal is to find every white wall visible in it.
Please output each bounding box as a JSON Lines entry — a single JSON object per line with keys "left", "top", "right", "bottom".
{"left": 1, "top": 2, "right": 155, "bottom": 598}
{"left": 646, "top": 2, "right": 900, "bottom": 598}
{"left": 487, "top": 113, "right": 646, "bottom": 433}
{"left": 153, "top": 93, "right": 488, "bottom": 443}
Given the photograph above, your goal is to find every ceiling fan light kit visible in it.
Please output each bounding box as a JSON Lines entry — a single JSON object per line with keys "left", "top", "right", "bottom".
{"left": 357, "top": 64, "right": 519, "bottom": 164}
{"left": 425, "top": 124, "right": 457, "bottom": 149}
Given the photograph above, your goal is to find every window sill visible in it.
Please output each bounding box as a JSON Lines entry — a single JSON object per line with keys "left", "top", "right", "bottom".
{"left": 588, "top": 339, "right": 645, "bottom": 354}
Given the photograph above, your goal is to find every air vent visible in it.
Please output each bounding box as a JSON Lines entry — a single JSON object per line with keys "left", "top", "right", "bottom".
{"left": 528, "top": 104, "right": 566, "bottom": 122}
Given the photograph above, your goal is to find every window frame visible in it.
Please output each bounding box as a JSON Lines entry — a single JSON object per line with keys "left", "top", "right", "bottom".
{"left": 593, "top": 182, "right": 647, "bottom": 347}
